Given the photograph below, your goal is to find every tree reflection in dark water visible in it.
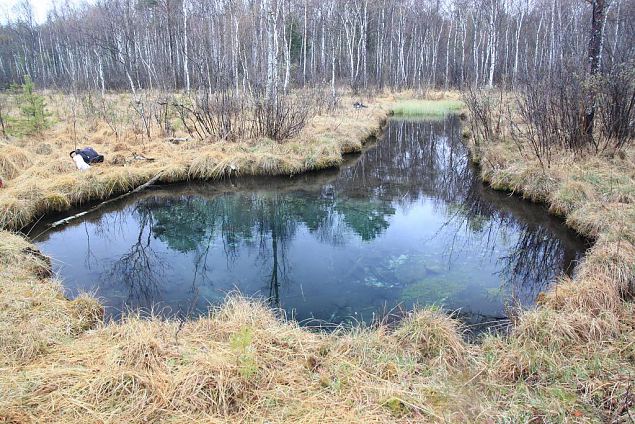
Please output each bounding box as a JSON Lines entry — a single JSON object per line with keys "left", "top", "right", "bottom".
{"left": 106, "top": 204, "right": 166, "bottom": 311}
{"left": 32, "top": 116, "right": 588, "bottom": 329}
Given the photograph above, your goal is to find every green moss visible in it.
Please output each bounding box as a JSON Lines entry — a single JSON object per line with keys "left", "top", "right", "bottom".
{"left": 383, "top": 397, "right": 409, "bottom": 417}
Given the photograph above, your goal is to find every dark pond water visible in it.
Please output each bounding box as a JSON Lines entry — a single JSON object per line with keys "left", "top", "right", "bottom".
{"left": 31, "top": 116, "right": 588, "bottom": 330}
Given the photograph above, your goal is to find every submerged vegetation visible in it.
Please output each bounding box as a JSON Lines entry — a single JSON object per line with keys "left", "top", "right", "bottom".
{"left": 0, "top": 87, "right": 633, "bottom": 421}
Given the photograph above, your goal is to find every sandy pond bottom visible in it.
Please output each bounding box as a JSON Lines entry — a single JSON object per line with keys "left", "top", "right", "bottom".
{"left": 32, "top": 117, "right": 588, "bottom": 331}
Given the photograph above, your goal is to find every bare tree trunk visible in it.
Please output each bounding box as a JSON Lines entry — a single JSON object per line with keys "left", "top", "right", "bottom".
{"left": 265, "top": 0, "right": 279, "bottom": 104}
{"left": 282, "top": 1, "right": 291, "bottom": 93}
{"left": 583, "top": 0, "right": 612, "bottom": 138}
{"left": 183, "top": 0, "right": 190, "bottom": 92}
{"left": 303, "top": 0, "right": 308, "bottom": 86}
{"left": 445, "top": 18, "right": 453, "bottom": 89}
{"left": 487, "top": 0, "right": 498, "bottom": 88}
{"left": 611, "top": 0, "right": 621, "bottom": 66}
{"left": 513, "top": 9, "right": 524, "bottom": 87}
{"left": 362, "top": 0, "right": 368, "bottom": 89}
{"left": 233, "top": 14, "right": 240, "bottom": 93}
{"left": 97, "top": 51, "right": 105, "bottom": 96}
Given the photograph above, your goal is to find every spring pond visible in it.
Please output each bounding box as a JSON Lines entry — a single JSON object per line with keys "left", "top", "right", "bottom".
{"left": 31, "top": 116, "right": 588, "bottom": 331}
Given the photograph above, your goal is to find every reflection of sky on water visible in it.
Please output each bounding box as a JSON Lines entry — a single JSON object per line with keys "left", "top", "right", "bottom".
{"left": 33, "top": 117, "right": 588, "bottom": 330}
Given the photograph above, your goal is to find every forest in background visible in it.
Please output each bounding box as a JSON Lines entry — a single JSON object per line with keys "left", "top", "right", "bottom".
{"left": 0, "top": 1, "right": 635, "bottom": 423}
{"left": 0, "top": 0, "right": 633, "bottom": 93}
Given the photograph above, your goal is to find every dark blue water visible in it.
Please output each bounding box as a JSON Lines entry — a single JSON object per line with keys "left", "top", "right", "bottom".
{"left": 32, "top": 117, "right": 587, "bottom": 330}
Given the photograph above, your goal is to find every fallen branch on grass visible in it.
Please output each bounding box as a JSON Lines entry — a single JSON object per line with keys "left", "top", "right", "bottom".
{"left": 132, "top": 153, "right": 156, "bottom": 161}
{"left": 50, "top": 171, "right": 164, "bottom": 228}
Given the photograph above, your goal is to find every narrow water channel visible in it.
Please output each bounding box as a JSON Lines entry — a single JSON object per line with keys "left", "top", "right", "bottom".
{"left": 31, "top": 116, "right": 588, "bottom": 330}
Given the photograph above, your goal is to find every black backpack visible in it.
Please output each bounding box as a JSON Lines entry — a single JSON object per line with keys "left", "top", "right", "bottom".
{"left": 70, "top": 147, "right": 104, "bottom": 164}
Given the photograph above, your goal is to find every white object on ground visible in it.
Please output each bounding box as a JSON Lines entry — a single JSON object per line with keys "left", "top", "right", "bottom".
{"left": 73, "top": 154, "right": 90, "bottom": 171}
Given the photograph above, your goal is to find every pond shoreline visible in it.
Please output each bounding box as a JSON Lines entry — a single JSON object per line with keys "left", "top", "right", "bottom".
{"left": 2, "top": 96, "right": 633, "bottom": 422}
{"left": 0, "top": 100, "right": 388, "bottom": 231}
{"left": 30, "top": 116, "right": 588, "bottom": 333}
{"left": 5, "top": 105, "right": 607, "bottom": 326}
{"left": 21, "top": 136, "right": 382, "bottom": 237}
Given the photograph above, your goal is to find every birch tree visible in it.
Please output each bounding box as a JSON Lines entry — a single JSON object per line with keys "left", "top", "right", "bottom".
{"left": 0, "top": 0, "right": 631, "bottom": 93}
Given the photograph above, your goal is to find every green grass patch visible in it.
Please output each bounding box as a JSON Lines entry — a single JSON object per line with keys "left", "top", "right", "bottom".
{"left": 391, "top": 99, "right": 464, "bottom": 117}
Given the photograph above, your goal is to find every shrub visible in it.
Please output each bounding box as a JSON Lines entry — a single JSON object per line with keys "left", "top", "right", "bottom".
{"left": 174, "top": 89, "right": 315, "bottom": 142}
{"left": 509, "top": 72, "right": 588, "bottom": 167}
{"left": 251, "top": 94, "right": 313, "bottom": 141}
{"left": 508, "top": 65, "right": 634, "bottom": 166}
{"left": 461, "top": 87, "right": 505, "bottom": 159}
{"left": 596, "top": 61, "right": 635, "bottom": 150}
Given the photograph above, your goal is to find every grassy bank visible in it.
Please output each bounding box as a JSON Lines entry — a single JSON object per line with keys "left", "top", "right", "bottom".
{"left": 0, "top": 93, "right": 387, "bottom": 231}
{"left": 1, "top": 92, "right": 634, "bottom": 422}
{"left": 464, "top": 122, "right": 635, "bottom": 421}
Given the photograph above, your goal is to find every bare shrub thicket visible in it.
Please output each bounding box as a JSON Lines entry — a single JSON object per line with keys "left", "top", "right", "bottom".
{"left": 510, "top": 74, "right": 588, "bottom": 167}
{"left": 596, "top": 62, "right": 635, "bottom": 151}
{"left": 463, "top": 64, "right": 635, "bottom": 168}
{"left": 67, "top": 87, "right": 330, "bottom": 144}
{"left": 130, "top": 93, "right": 153, "bottom": 141}
{"left": 155, "top": 97, "right": 175, "bottom": 138}
{"left": 252, "top": 87, "right": 338, "bottom": 140}
{"left": 96, "top": 95, "right": 123, "bottom": 140}
{"left": 512, "top": 66, "right": 635, "bottom": 166}
{"left": 174, "top": 89, "right": 321, "bottom": 142}
{"left": 461, "top": 87, "right": 505, "bottom": 151}
{"left": 251, "top": 95, "right": 313, "bottom": 141}
{"left": 172, "top": 90, "right": 249, "bottom": 141}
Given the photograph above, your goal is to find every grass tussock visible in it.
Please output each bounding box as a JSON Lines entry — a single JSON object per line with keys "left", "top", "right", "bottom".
{"left": 0, "top": 231, "right": 102, "bottom": 365}
{"left": 0, "top": 91, "right": 634, "bottom": 422}
{"left": 393, "top": 308, "right": 467, "bottom": 367}
{"left": 0, "top": 296, "right": 481, "bottom": 422}
{"left": 0, "top": 143, "right": 32, "bottom": 180}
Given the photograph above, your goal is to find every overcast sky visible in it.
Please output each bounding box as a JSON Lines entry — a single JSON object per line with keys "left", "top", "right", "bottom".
{"left": 1, "top": 0, "right": 88, "bottom": 24}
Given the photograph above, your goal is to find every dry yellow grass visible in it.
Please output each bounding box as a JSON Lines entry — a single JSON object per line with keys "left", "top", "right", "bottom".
{"left": 1, "top": 229, "right": 481, "bottom": 422}
{"left": 0, "top": 94, "right": 387, "bottom": 230}
{"left": 0, "top": 91, "right": 634, "bottom": 422}
{"left": 466, "top": 96, "right": 635, "bottom": 421}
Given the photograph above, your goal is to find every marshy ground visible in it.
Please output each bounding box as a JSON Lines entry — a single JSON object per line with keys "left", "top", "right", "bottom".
{"left": 0, "top": 91, "right": 633, "bottom": 422}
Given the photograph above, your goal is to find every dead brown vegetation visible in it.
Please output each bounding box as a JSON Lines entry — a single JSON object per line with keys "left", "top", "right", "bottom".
{"left": 0, "top": 92, "right": 633, "bottom": 422}
{"left": 0, "top": 92, "right": 386, "bottom": 230}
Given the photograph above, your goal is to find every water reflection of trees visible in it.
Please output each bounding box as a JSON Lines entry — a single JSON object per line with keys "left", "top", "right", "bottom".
{"left": 338, "top": 116, "right": 583, "bottom": 305}
{"left": 336, "top": 117, "right": 473, "bottom": 206}
{"left": 106, "top": 202, "right": 167, "bottom": 313}
{"left": 93, "top": 116, "right": 584, "bottom": 316}
{"left": 437, "top": 166, "right": 583, "bottom": 302}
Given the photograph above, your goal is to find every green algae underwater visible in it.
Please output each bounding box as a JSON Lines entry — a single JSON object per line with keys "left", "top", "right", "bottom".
{"left": 32, "top": 116, "right": 587, "bottom": 331}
